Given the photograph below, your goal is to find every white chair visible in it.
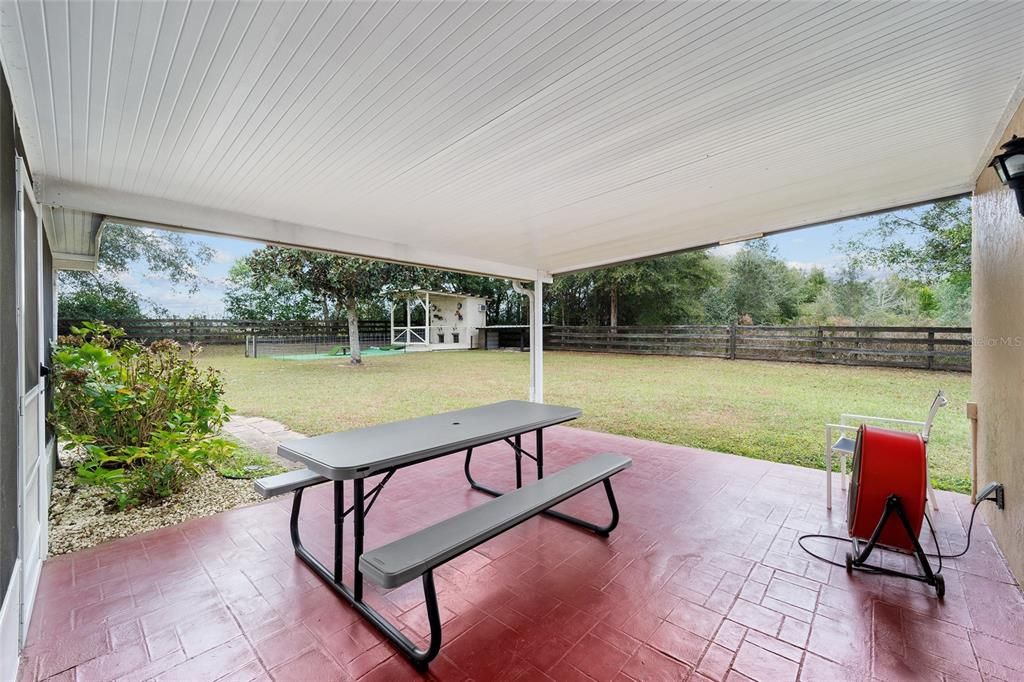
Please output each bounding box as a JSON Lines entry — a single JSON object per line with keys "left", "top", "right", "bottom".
{"left": 825, "top": 390, "right": 947, "bottom": 511}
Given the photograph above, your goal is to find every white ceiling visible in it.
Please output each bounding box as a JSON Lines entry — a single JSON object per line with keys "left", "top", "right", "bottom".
{"left": 2, "top": 1, "right": 1023, "bottom": 278}
{"left": 41, "top": 206, "right": 103, "bottom": 270}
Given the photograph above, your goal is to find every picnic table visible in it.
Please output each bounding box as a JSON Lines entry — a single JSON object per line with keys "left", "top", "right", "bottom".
{"left": 255, "top": 400, "right": 631, "bottom": 667}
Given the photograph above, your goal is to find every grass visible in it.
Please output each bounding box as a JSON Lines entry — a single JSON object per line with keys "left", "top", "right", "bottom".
{"left": 201, "top": 346, "right": 973, "bottom": 493}
{"left": 215, "top": 442, "right": 287, "bottom": 479}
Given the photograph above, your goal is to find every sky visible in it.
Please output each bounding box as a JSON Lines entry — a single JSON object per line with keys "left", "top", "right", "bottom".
{"left": 129, "top": 214, "right": 885, "bottom": 318}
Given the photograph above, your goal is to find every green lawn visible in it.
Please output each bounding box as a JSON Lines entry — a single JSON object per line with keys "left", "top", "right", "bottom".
{"left": 201, "top": 347, "right": 973, "bottom": 493}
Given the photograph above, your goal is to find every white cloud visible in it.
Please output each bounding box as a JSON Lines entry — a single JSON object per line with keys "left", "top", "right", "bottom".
{"left": 787, "top": 257, "right": 843, "bottom": 274}
{"left": 210, "top": 249, "right": 235, "bottom": 264}
{"left": 111, "top": 270, "right": 139, "bottom": 286}
{"left": 709, "top": 243, "right": 743, "bottom": 258}
{"left": 141, "top": 286, "right": 226, "bottom": 317}
{"left": 786, "top": 260, "right": 823, "bottom": 272}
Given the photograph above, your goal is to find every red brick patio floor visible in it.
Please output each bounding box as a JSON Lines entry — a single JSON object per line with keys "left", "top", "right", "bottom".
{"left": 19, "top": 427, "right": 1024, "bottom": 681}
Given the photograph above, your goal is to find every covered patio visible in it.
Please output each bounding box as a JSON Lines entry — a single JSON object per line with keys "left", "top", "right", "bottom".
{"left": 20, "top": 428, "right": 1023, "bottom": 681}
{"left": 2, "top": 1, "right": 1024, "bottom": 680}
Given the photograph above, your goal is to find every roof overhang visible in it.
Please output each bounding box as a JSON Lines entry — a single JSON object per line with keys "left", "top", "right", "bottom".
{"left": 39, "top": 179, "right": 545, "bottom": 281}
{"left": 40, "top": 206, "right": 104, "bottom": 271}
{"left": 391, "top": 289, "right": 488, "bottom": 300}
{"left": 3, "top": 1, "right": 1023, "bottom": 279}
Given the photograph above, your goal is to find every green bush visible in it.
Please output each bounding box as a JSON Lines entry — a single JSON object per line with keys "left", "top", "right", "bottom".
{"left": 52, "top": 321, "right": 235, "bottom": 509}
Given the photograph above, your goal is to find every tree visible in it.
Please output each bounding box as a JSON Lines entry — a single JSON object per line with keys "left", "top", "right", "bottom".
{"left": 724, "top": 241, "right": 802, "bottom": 324}
{"left": 934, "top": 280, "right": 971, "bottom": 326}
{"left": 549, "top": 252, "right": 720, "bottom": 326}
{"left": 58, "top": 282, "right": 144, "bottom": 322}
{"left": 845, "top": 198, "right": 971, "bottom": 287}
{"left": 549, "top": 272, "right": 605, "bottom": 326}
{"left": 619, "top": 253, "right": 721, "bottom": 325}
{"left": 244, "top": 248, "right": 416, "bottom": 364}
{"left": 800, "top": 267, "right": 829, "bottom": 304}
{"left": 223, "top": 261, "right": 321, "bottom": 320}
{"left": 829, "top": 265, "right": 871, "bottom": 321}
{"left": 59, "top": 222, "right": 212, "bottom": 320}
{"left": 916, "top": 286, "right": 940, "bottom": 317}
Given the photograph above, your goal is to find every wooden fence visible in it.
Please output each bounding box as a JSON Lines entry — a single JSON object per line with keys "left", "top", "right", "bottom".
{"left": 58, "top": 319, "right": 973, "bottom": 371}
{"left": 545, "top": 325, "right": 972, "bottom": 372}
{"left": 57, "top": 318, "right": 391, "bottom": 345}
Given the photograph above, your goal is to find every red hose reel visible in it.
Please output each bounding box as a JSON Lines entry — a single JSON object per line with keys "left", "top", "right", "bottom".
{"left": 844, "top": 424, "right": 943, "bottom": 597}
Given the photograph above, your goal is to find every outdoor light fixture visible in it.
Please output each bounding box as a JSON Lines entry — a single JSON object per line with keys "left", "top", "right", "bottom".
{"left": 989, "top": 134, "right": 1024, "bottom": 216}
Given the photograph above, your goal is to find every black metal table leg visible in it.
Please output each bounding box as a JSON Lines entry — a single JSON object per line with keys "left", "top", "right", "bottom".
{"left": 353, "top": 478, "right": 365, "bottom": 601}
{"left": 289, "top": 484, "right": 443, "bottom": 668}
{"left": 333, "top": 482, "right": 344, "bottom": 584}
{"left": 290, "top": 481, "right": 446, "bottom": 667}
{"left": 540, "top": 478, "right": 620, "bottom": 536}
{"left": 514, "top": 434, "right": 522, "bottom": 488}
{"left": 536, "top": 428, "right": 543, "bottom": 480}
{"left": 464, "top": 432, "right": 620, "bottom": 536}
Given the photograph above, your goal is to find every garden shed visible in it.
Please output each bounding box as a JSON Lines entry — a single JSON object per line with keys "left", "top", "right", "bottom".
{"left": 389, "top": 289, "right": 488, "bottom": 351}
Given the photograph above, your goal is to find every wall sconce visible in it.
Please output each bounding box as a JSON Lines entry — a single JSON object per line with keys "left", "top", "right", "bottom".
{"left": 989, "top": 134, "right": 1024, "bottom": 216}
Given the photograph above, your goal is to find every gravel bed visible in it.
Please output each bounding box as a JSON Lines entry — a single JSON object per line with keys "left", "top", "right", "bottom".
{"left": 48, "top": 454, "right": 264, "bottom": 556}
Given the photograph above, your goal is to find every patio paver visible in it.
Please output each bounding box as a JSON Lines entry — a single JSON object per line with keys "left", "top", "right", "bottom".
{"left": 224, "top": 416, "right": 306, "bottom": 469}
{"left": 20, "top": 427, "right": 1024, "bottom": 681}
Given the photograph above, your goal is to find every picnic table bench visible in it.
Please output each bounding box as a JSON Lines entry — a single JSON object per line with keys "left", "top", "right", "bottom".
{"left": 255, "top": 400, "right": 631, "bottom": 667}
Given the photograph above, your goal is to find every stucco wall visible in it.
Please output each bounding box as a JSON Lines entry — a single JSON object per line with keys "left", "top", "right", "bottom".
{"left": 972, "top": 96, "right": 1024, "bottom": 585}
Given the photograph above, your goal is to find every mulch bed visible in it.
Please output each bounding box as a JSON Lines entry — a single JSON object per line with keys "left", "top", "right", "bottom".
{"left": 47, "top": 451, "right": 264, "bottom": 557}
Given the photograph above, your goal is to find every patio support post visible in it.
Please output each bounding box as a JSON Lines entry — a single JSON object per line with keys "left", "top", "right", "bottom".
{"left": 514, "top": 278, "right": 544, "bottom": 403}
{"left": 532, "top": 276, "right": 544, "bottom": 403}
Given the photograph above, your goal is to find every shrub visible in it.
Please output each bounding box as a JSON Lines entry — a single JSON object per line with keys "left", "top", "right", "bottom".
{"left": 52, "top": 321, "right": 235, "bottom": 509}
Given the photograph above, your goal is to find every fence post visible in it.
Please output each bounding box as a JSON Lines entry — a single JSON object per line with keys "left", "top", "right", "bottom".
{"left": 927, "top": 330, "right": 935, "bottom": 370}
{"left": 815, "top": 327, "right": 823, "bottom": 362}
{"left": 728, "top": 323, "right": 737, "bottom": 360}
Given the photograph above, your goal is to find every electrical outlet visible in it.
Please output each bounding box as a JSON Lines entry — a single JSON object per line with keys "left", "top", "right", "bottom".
{"left": 978, "top": 482, "right": 1005, "bottom": 510}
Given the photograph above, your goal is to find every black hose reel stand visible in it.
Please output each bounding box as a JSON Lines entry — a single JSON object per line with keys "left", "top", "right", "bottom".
{"left": 844, "top": 493, "right": 944, "bottom": 598}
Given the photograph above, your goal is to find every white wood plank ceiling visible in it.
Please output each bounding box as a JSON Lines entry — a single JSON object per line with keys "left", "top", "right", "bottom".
{"left": 41, "top": 206, "right": 103, "bottom": 270}
{"left": 2, "top": 1, "right": 1023, "bottom": 278}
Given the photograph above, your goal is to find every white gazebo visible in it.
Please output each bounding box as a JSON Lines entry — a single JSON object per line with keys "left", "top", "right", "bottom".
{"left": 390, "top": 290, "right": 488, "bottom": 351}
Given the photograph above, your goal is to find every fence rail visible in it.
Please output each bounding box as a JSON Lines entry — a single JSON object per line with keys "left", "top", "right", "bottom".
{"left": 58, "top": 318, "right": 390, "bottom": 345}
{"left": 545, "top": 325, "right": 972, "bottom": 371}
{"left": 58, "top": 319, "right": 973, "bottom": 371}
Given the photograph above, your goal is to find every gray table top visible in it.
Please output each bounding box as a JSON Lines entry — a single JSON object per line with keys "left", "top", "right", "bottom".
{"left": 277, "top": 400, "right": 581, "bottom": 479}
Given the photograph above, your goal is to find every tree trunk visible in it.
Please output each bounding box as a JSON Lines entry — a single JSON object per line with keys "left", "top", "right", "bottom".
{"left": 345, "top": 296, "right": 361, "bottom": 364}
{"left": 320, "top": 298, "right": 329, "bottom": 321}
{"left": 610, "top": 285, "right": 618, "bottom": 329}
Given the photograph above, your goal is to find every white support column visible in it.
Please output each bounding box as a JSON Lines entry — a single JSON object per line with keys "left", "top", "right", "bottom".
{"left": 531, "top": 276, "right": 544, "bottom": 403}
{"left": 513, "top": 279, "right": 544, "bottom": 403}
